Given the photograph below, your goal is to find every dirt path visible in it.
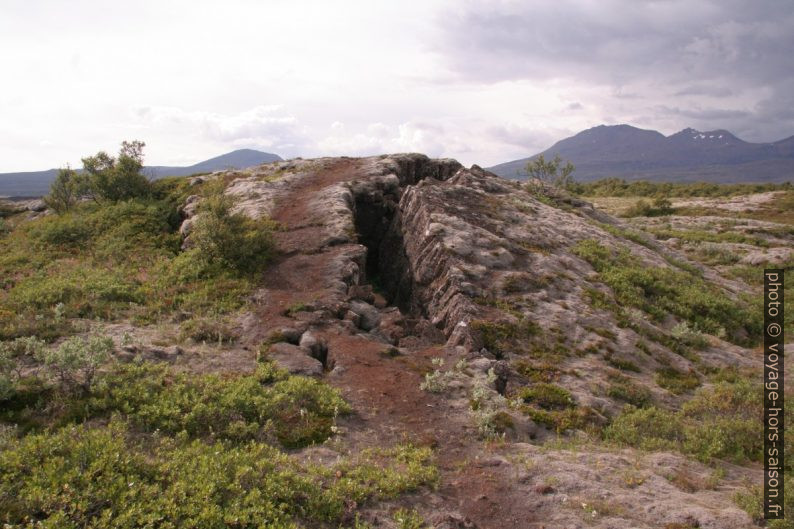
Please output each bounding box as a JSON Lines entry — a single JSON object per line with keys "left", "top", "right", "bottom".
{"left": 239, "top": 160, "right": 539, "bottom": 528}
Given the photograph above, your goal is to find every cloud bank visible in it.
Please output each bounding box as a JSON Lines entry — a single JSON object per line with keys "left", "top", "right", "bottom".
{"left": 0, "top": 0, "right": 791, "bottom": 170}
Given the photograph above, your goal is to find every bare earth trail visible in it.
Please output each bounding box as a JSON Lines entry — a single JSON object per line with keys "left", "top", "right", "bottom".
{"left": 242, "top": 159, "right": 539, "bottom": 528}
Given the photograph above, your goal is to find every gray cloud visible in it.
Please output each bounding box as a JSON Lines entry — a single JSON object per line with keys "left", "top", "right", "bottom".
{"left": 433, "top": 0, "right": 794, "bottom": 142}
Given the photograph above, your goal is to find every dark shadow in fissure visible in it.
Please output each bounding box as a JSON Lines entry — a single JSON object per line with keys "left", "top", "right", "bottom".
{"left": 353, "top": 191, "right": 423, "bottom": 319}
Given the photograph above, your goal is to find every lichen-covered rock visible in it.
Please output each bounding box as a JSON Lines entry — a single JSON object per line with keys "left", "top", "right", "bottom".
{"left": 266, "top": 342, "right": 323, "bottom": 376}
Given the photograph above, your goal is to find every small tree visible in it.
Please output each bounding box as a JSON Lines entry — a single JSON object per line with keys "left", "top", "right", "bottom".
{"left": 82, "top": 140, "right": 151, "bottom": 202}
{"left": 524, "top": 154, "right": 575, "bottom": 188}
{"left": 44, "top": 166, "right": 81, "bottom": 213}
{"left": 37, "top": 335, "right": 113, "bottom": 395}
{"left": 191, "top": 193, "right": 275, "bottom": 273}
{"left": 0, "top": 336, "right": 46, "bottom": 400}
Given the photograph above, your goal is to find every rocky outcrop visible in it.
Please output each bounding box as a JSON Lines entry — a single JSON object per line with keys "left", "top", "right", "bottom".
{"left": 161, "top": 152, "right": 762, "bottom": 528}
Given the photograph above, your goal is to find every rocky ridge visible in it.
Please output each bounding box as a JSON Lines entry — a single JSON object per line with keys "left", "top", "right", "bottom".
{"left": 162, "top": 154, "right": 765, "bottom": 528}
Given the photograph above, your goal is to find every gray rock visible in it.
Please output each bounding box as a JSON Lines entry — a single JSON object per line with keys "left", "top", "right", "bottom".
{"left": 299, "top": 331, "right": 328, "bottom": 363}
{"left": 343, "top": 310, "right": 361, "bottom": 327}
{"left": 278, "top": 326, "right": 306, "bottom": 344}
{"left": 266, "top": 342, "right": 323, "bottom": 377}
{"left": 349, "top": 300, "right": 381, "bottom": 331}
{"left": 469, "top": 357, "right": 493, "bottom": 373}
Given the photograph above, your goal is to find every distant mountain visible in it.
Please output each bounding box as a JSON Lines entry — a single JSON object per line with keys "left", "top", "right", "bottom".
{"left": 0, "top": 149, "right": 282, "bottom": 198}
{"left": 488, "top": 124, "right": 794, "bottom": 183}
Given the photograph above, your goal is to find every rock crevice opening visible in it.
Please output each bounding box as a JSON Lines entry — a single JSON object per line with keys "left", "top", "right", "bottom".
{"left": 350, "top": 155, "right": 461, "bottom": 321}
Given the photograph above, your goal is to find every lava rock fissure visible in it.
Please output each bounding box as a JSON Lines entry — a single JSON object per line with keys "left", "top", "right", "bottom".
{"left": 351, "top": 156, "right": 462, "bottom": 321}
{"left": 353, "top": 189, "right": 421, "bottom": 318}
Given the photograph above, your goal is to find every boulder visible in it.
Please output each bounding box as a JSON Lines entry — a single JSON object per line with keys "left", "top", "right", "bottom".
{"left": 266, "top": 342, "right": 323, "bottom": 376}
{"left": 349, "top": 300, "right": 381, "bottom": 331}
{"left": 299, "top": 331, "right": 328, "bottom": 364}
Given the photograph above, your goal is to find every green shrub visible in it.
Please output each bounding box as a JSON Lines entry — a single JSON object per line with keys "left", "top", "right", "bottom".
{"left": 190, "top": 193, "right": 276, "bottom": 273}
{"left": 1, "top": 184, "right": 270, "bottom": 329}
{"left": 734, "top": 474, "right": 794, "bottom": 529}
{"left": 84, "top": 362, "right": 349, "bottom": 448}
{"left": 623, "top": 197, "right": 674, "bottom": 217}
{"left": 0, "top": 420, "right": 437, "bottom": 528}
{"left": 44, "top": 167, "right": 81, "bottom": 213}
{"left": 604, "top": 406, "right": 683, "bottom": 450}
{"left": 0, "top": 337, "right": 47, "bottom": 401}
{"left": 519, "top": 383, "right": 574, "bottom": 410}
{"left": 30, "top": 213, "right": 92, "bottom": 248}
{"left": 573, "top": 239, "right": 761, "bottom": 344}
{"left": 655, "top": 367, "right": 700, "bottom": 395}
{"left": 607, "top": 375, "right": 652, "bottom": 407}
{"left": 606, "top": 379, "right": 789, "bottom": 465}
{"left": 37, "top": 335, "right": 113, "bottom": 395}
{"left": 80, "top": 140, "right": 151, "bottom": 202}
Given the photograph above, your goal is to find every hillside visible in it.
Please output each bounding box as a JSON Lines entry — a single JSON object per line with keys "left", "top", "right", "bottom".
{"left": 489, "top": 124, "right": 794, "bottom": 183}
{"left": 0, "top": 154, "right": 790, "bottom": 528}
{"left": 0, "top": 148, "right": 282, "bottom": 198}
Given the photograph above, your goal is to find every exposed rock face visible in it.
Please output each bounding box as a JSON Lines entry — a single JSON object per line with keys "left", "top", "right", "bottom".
{"left": 266, "top": 342, "right": 324, "bottom": 377}
{"left": 177, "top": 153, "right": 760, "bottom": 529}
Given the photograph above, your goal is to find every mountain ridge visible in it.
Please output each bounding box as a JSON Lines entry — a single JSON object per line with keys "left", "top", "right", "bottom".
{"left": 0, "top": 148, "right": 282, "bottom": 198}
{"left": 488, "top": 124, "right": 794, "bottom": 183}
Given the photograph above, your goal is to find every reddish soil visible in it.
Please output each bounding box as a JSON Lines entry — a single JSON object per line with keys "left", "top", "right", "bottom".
{"left": 242, "top": 159, "right": 539, "bottom": 528}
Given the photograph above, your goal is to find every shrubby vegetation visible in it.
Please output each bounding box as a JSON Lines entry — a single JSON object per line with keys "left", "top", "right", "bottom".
{"left": 607, "top": 374, "right": 652, "bottom": 407}
{"left": 189, "top": 191, "right": 276, "bottom": 274}
{"left": 0, "top": 143, "right": 276, "bottom": 339}
{"left": 0, "top": 358, "right": 437, "bottom": 526}
{"left": 605, "top": 377, "right": 791, "bottom": 467}
{"left": 569, "top": 178, "right": 791, "bottom": 198}
{"left": 573, "top": 239, "right": 761, "bottom": 344}
{"left": 523, "top": 154, "right": 575, "bottom": 188}
{"left": 0, "top": 420, "right": 436, "bottom": 528}
{"left": 622, "top": 197, "right": 674, "bottom": 217}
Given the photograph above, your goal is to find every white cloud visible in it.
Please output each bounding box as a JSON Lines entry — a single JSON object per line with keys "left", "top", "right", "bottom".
{"left": 131, "top": 105, "right": 311, "bottom": 158}
{"left": 0, "top": 0, "right": 791, "bottom": 171}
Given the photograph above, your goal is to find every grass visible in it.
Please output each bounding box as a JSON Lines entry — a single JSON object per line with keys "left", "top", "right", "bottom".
{"left": 605, "top": 378, "right": 792, "bottom": 466}
{"left": 655, "top": 367, "right": 700, "bottom": 395}
{"left": 572, "top": 239, "right": 761, "bottom": 345}
{"left": 571, "top": 178, "right": 791, "bottom": 199}
{"left": 470, "top": 319, "right": 541, "bottom": 358}
{"left": 0, "top": 179, "right": 276, "bottom": 341}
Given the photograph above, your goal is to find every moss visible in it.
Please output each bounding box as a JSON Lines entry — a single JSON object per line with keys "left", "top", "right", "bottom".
{"left": 519, "top": 383, "right": 574, "bottom": 410}
{"left": 607, "top": 375, "right": 652, "bottom": 408}
{"left": 605, "top": 354, "right": 641, "bottom": 373}
{"left": 655, "top": 367, "right": 700, "bottom": 395}
{"left": 513, "top": 360, "right": 560, "bottom": 382}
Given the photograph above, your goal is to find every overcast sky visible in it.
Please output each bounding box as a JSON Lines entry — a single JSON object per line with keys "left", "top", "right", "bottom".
{"left": 1, "top": 0, "right": 792, "bottom": 171}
